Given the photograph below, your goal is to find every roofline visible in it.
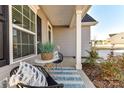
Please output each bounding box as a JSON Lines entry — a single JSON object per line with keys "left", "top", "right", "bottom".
{"left": 82, "top": 21, "right": 98, "bottom": 26}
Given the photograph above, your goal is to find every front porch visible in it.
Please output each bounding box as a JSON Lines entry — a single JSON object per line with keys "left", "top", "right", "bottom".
{"left": 33, "top": 56, "right": 95, "bottom": 88}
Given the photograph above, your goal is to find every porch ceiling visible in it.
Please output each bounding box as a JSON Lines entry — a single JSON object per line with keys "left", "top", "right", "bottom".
{"left": 40, "top": 5, "right": 75, "bottom": 26}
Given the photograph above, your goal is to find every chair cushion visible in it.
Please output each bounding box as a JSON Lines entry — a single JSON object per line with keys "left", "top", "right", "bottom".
{"left": 53, "top": 51, "right": 59, "bottom": 59}
{"left": 9, "top": 62, "right": 48, "bottom": 87}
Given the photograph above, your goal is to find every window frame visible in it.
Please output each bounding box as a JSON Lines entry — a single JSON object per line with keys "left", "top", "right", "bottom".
{"left": 11, "top": 5, "right": 37, "bottom": 64}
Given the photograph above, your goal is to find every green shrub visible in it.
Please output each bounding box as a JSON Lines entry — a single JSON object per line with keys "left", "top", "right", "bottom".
{"left": 37, "top": 42, "right": 55, "bottom": 53}
{"left": 100, "top": 62, "right": 124, "bottom": 81}
{"left": 84, "top": 47, "right": 100, "bottom": 64}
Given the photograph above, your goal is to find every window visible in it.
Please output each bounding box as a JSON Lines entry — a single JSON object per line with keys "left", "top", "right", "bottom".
{"left": 48, "top": 30, "right": 51, "bottom": 43}
{"left": 12, "top": 5, "right": 36, "bottom": 59}
{"left": 12, "top": 6, "right": 22, "bottom": 27}
{"left": 37, "top": 15, "right": 42, "bottom": 43}
{"left": 48, "top": 25, "right": 52, "bottom": 43}
{"left": 13, "top": 28, "right": 35, "bottom": 59}
{"left": 12, "top": 5, "right": 35, "bottom": 32}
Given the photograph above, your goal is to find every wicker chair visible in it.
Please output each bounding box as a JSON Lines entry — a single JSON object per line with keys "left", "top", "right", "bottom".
{"left": 10, "top": 65, "right": 64, "bottom": 88}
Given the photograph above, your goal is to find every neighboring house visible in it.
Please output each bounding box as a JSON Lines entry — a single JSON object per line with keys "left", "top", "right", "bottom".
{"left": 109, "top": 32, "right": 124, "bottom": 44}
{"left": 0, "top": 5, "right": 97, "bottom": 80}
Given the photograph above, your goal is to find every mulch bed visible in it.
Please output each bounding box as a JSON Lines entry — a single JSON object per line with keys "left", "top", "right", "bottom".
{"left": 82, "top": 63, "right": 124, "bottom": 88}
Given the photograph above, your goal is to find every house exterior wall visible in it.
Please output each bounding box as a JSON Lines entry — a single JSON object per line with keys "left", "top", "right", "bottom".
{"left": 53, "top": 27, "right": 76, "bottom": 56}
{"left": 53, "top": 26, "right": 91, "bottom": 57}
{"left": 81, "top": 26, "right": 91, "bottom": 57}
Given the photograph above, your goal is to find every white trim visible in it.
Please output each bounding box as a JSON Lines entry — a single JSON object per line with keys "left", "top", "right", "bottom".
{"left": 34, "top": 14, "right": 37, "bottom": 54}
{"left": 13, "top": 24, "right": 36, "bottom": 35}
{"left": 76, "top": 10, "right": 82, "bottom": 70}
{"left": 13, "top": 54, "right": 37, "bottom": 64}
{"left": 69, "top": 13, "right": 75, "bottom": 28}
{"left": 47, "top": 21, "right": 53, "bottom": 43}
{"left": 28, "top": 5, "right": 40, "bottom": 14}
{"left": 82, "top": 22, "right": 98, "bottom": 26}
{"left": 9, "top": 5, "right": 13, "bottom": 64}
{"left": 81, "top": 5, "right": 91, "bottom": 17}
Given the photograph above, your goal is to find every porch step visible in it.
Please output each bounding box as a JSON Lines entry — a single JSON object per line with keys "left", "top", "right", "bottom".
{"left": 57, "top": 81, "right": 85, "bottom": 88}
{"left": 49, "top": 71, "right": 78, "bottom": 75}
{"left": 53, "top": 76, "right": 82, "bottom": 81}
{"left": 49, "top": 67, "right": 86, "bottom": 88}
{"left": 50, "top": 67, "right": 75, "bottom": 70}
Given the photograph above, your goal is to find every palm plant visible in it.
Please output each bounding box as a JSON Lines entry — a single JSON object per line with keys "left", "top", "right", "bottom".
{"left": 84, "top": 47, "right": 100, "bottom": 64}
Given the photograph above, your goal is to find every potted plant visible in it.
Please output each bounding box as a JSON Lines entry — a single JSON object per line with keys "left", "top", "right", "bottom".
{"left": 38, "top": 42, "right": 55, "bottom": 60}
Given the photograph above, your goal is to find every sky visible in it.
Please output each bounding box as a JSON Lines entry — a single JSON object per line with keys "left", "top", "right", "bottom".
{"left": 88, "top": 5, "right": 124, "bottom": 40}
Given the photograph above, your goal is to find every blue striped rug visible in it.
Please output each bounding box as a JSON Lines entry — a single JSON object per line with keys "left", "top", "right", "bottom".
{"left": 49, "top": 67, "right": 86, "bottom": 88}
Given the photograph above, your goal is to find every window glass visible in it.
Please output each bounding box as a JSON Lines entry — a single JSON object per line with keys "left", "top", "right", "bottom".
{"left": 13, "top": 29, "right": 22, "bottom": 59}
{"left": 48, "top": 26, "right": 52, "bottom": 43}
{"left": 12, "top": 8, "right": 22, "bottom": 27}
{"left": 12, "top": 5, "right": 35, "bottom": 59}
{"left": 23, "top": 5, "right": 29, "bottom": 18}
{"left": 29, "top": 45, "right": 34, "bottom": 54}
{"left": 29, "top": 35, "right": 34, "bottom": 44}
{"left": 22, "top": 32, "right": 28, "bottom": 44}
{"left": 30, "top": 10, "right": 35, "bottom": 22}
{"left": 13, "top": 28, "right": 35, "bottom": 59}
{"left": 13, "top": 29, "right": 21, "bottom": 43}
{"left": 13, "top": 45, "right": 21, "bottom": 59}
{"left": 13, "top": 5, "right": 22, "bottom": 12}
{"left": 31, "top": 22, "right": 35, "bottom": 32}
{"left": 22, "top": 45, "right": 29, "bottom": 56}
{"left": 29, "top": 35, "right": 34, "bottom": 54}
{"left": 23, "top": 16, "right": 30, "bottom": 30}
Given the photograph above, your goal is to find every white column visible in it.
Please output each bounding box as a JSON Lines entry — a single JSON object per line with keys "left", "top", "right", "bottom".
{"left": 76, "top": 10, "right": 82, "bottom": 69}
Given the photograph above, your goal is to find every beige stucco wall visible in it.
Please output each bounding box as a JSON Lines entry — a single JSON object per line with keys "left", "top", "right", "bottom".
{"left": 53, "top": 27, "right": 76, "bottom": 56}
{"left": 53, "top": 26, "right": 91, "bottom": 57}
{"left": 81, "top": 26, "right": 91, "bottom": 56}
